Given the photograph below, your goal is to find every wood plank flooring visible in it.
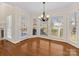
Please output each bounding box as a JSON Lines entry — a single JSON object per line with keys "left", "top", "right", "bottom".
{"left": 0, "top": 37, "right": 79, "bottom": 56}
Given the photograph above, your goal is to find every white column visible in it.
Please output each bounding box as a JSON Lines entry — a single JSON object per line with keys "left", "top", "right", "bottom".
{"left": 63, "top": 16, "right": 67, "bottom": 41}
{"left": 28, "top": 16, "right": 33, "bottom": 36}
{"left": 63, "top": 16, "right": 71, "bottom": 42}
{"left": 58, "top": 27, "right": 61, "bottom": 37}
{"left": 37, "top": 19, "right": 40, "bottom": 35}
{"left": 48, "top": 17, "right": 51, "bottom": 36}
{"left": 76, "top": 12, "right": 79, "bottom": 47}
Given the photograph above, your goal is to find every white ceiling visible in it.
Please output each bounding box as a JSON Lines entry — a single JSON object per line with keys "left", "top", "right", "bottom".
{"left": 5, "top": 2, "right": 74, "bottom": 15}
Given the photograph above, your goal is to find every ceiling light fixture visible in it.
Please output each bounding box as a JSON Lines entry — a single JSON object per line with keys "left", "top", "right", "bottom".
{"left": 39, "top": 2, "right": 49, "bottom": 22}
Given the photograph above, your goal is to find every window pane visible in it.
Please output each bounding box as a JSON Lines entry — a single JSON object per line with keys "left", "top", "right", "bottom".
{"left": 40, "top": 21, "right": 48, "bottom": 35}
{"left": 6, "top": 15, "right": 12, "bottom": 39}
{"left": 69, "top": 14, "right": 77, "bottom": 43}
{"left": 51, "top": 16, "right": 63, "bottom": 37}
{"left": 21, "top": 16, "right": 27, "bottom": 37}
{"left": 33, "top": 19, "right": 37, "bottom": 35}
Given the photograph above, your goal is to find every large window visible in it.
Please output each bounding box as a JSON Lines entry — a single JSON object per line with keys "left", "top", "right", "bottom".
{"left": 40, "top": 20, "right": 48, "bottom": 35}
{"left": 33, "top": 19, "right": 37, "bottom": 35}
{"left": 6, "top": 15, "right": 12, "bottom": 39}
{"left": 21, "top": 16, "right": 27, "bottom": 37}
{"left": 69, "top": 14, "right": 77, "bottom": 43}
{"left": 51, "top": 16, "right": 64, "bottom": 37}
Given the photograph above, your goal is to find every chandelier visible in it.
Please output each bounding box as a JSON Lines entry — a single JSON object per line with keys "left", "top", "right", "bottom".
{"left": 38, "top": 2, "right": 49, "bottom": 21}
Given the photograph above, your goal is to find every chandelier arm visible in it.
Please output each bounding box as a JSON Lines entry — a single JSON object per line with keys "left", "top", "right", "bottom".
{"left": 43, "top": 2, "right": 45, "bottom": 17}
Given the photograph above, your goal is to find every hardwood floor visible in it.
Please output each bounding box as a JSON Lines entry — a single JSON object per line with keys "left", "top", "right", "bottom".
{"left": 0, "top": 37, "right": 79, "bottom": 56}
